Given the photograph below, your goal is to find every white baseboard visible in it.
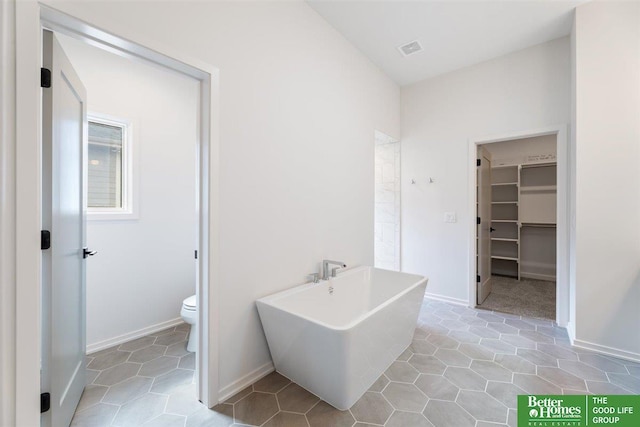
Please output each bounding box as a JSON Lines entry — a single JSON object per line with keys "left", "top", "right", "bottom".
{"left": 520, "top": 271, "right": 556, "bottom": 282}
{"left": 87, "top": 317, "right": 184, "bottom": 354}
{"left": 566, "top": 321, "right": 575, "bottom": 343}
{"left": 218, "top": 361, "right": 275, "bottom": 403}
{"left": 572, "top": 338, "right": 640, "bottom": 364}
{"left": 556, "top": 320, "right": 576, "bottom": 345}
{"left": 424, "top": 292, "right": 468, "bottom": 306}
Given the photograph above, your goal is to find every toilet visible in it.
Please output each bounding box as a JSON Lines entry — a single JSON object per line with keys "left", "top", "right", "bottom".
{"left": 180, "top": 295, "right": 197, "bottom": 352}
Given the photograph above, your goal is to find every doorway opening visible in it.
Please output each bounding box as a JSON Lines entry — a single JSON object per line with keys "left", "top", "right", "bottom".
{"left": 50, "top": 33, "right": 199, "bottom": 426}
{"left": 476, "top": 135, "right": 558, "bottom": 319}
{"left": 374, "top": 131, "right": 400, "bottom": 271}
{"left": 31, "top": 6, "right": 219, "bottom": 427}
{"left": 471, "top": 127, "right": 568, "bottom": 325}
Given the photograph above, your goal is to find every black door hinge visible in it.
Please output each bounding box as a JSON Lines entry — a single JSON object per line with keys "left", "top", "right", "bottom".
{"left": 194, "top": 250, "right": 198, "bottom": 260}
{"left": 477, "top": 275, "right": 481, "bottom": 283}
{"left": 41, "top": 392, "right": 50, "bottom": 413}
{"left": 477, "top": 217, "right": 481, "bottom": 225}
{"left": 477, "top": 159, "right": 481, "bottom": 167}
{"left": 41, "top": 230, "right": 51, "bottom": 250}
{"left": 41, "top": 68, "right": 51, "bottom": 88}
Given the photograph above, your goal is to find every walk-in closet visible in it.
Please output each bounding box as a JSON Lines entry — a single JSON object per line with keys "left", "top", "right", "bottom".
{"left": 476, "top": 134, "right": 557, "bottom": 319}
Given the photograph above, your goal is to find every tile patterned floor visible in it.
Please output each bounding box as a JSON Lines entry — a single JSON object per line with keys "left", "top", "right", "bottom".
{"left": 71, "top": 323, "right": 198, "bottom": 427}
{"left": 478, "top": 276, "right": 556, "bottom": 320}
{"left": 73, "top": 299, "right": 640, "bottom": 427}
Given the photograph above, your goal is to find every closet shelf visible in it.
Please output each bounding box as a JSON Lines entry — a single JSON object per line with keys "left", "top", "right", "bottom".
{"left": 485, "top": 159, "right": 557, "bottom": 282}
{"left": 491, "top": 255, "right": 519, "bottom": 262}
{"left": 521, "top": 162, "right": 556, "bottom": 169}
{"left": 520, "top": 185, "right": 556, "bottom": 192}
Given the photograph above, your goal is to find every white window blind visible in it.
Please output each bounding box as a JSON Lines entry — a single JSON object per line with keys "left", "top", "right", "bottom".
{"left": 88, "top": 121, "right": 124, "bottom": 208}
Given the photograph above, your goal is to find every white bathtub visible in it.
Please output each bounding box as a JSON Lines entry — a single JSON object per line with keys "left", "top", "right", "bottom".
{"left": 256, "top": 266, "right": 427, "bottom": 410}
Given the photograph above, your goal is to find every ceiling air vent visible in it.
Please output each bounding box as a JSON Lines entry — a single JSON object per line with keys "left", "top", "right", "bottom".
{"left": 398, "top": 40, "right": 423, "bottom": 57}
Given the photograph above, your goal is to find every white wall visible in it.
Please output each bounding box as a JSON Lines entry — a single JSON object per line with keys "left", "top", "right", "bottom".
{"left": 569, "top": 6, "right": 578, "bottom": 342}
{"left": 573, "top": 1, "right": 640, "bottom": 359}
{"left": 58, "top": 36, "right": 199, "bottom": 349}
{"left": 44, "top": 0, "right": 400, "bottom": 392}
{"left": 401, "top": 37, "right": 570, "bottom": 303}
{"left": 484, "top": 134, "right": 557, "bottom": 166}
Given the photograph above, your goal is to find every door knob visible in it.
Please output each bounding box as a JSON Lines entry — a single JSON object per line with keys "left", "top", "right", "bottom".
{"left": 83, "top": 247, "right": 97, "bottom": 259}
{"left": 489, "top": 227, "right": 496, "bottom": 232}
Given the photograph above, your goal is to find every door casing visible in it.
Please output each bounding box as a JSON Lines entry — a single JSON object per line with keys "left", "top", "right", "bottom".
{"left": 14, "top": 3, "right": 221, "bottom": 425}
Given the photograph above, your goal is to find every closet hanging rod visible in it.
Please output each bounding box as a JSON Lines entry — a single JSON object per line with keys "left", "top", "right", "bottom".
{"left": 521, "top": 223, "right": 556, "bottom": 228}
{"left": 521, "top": 162, "right": 556, "bottom": 169}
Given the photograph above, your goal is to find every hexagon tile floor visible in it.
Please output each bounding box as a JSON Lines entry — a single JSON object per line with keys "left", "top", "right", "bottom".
{"left": 72, "top": 299, "right": 640, "bottom": 427}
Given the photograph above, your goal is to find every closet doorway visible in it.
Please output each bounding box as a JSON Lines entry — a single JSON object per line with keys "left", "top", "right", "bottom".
{"left": 472, "top": 130, "right": 566, "bottom": 322}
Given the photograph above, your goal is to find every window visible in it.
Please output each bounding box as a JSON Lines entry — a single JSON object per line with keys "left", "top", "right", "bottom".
{"left": 87, "top": 115, "right": 135, "bottom": 219}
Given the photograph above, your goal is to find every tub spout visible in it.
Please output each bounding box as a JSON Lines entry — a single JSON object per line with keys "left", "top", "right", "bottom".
{"left": 322, "top": 260, "right": 346, "bottom": 280}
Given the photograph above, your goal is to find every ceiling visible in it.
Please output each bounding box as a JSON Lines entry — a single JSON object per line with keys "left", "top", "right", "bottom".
{"left": 307, "top": 0, "right": 586, "bottom": 86}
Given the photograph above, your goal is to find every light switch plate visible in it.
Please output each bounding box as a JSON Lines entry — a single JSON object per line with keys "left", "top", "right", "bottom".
{"left": 444, "top": 212, "right": 457, "bottom": 223}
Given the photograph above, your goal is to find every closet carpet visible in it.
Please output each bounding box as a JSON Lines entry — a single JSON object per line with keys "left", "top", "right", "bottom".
{"left": 478, "top": 276, "right": 556, "bottom": 320}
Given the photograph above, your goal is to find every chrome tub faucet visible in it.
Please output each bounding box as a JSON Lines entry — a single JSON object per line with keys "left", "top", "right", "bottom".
{"left": 322, "top": 260, "right": 346, "bottom": 280}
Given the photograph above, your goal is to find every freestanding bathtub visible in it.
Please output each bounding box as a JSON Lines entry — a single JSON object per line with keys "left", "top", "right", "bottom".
{"left": 256, "top": 266, "right": 428, "bottom": 410}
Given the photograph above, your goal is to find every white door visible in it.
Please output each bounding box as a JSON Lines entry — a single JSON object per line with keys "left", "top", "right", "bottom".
{"left": 41, "top": 30, "right": 90, "bottom": 427}
{"left": 477, "top": 147, "right": 492, "bottom": 304}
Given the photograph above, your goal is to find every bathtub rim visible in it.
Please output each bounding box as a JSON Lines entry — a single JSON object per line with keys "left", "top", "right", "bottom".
{"left": 256, "top": 266, "right": 428, "bottom": 332}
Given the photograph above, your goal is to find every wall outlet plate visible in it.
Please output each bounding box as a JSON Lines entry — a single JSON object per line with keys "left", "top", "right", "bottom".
{"left": 444, "top": 212, "right": 457, "bottom": 223}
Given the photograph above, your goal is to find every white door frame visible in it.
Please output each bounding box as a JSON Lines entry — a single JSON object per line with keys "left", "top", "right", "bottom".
{"left": 467, "top": 124, "right": 570, "bottom": 328}
{"left": 15, "top": 3, "right": 220, "bottom": 425}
